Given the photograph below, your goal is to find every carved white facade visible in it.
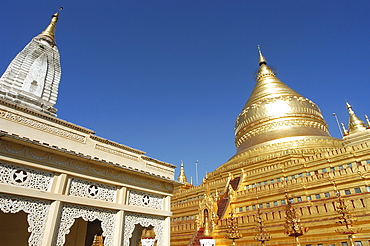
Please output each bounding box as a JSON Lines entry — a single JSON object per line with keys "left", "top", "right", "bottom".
{"left": 68, "top": 178, "right": 117, "bottom": 202}
{"left": 0, "top": 194, "right": 51, "bottom": 246}
{"left": 56, "top": 204, "right": 116, "bottom": 246}
{"left": 0, "top": 163, "right": 53, "bottom": 191}
{"left": 0, "top": 11, "right": 178, "bottom": 246}
{"left": 0, "top": 104, "right": 177, "bottom": 246}
{"left": 128, "top": 189, "right": 164, "bottom": 210}
{"left": 123, "top": 212, "right": 165, "bottom": 246}
{"left": 0, "top": 20, "right": 61, "bottom": 116}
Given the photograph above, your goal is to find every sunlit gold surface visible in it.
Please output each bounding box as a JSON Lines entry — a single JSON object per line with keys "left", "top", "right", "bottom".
{"left": 171, "top": 49, "right": 370, "bottom": 246}
{"left": 177, "top": 161, "right": 190, "bottom": 184}
{"left": 346, "top": 102, "right": 366, "bottom": 133}
{"left": 258, "top": 45, "right": 267, "bottom": 65}
{"left": 234, "top": 47, "right": 338, "bottom": 155}
{"left": 40, "top": 12, "right": 59, "bottom": 41}
{"left": 91, "top": 235, "right": 104, "bottom": 246}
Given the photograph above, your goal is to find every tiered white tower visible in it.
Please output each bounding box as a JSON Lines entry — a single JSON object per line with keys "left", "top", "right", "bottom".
{"left": 0, "top": 12, "right": 61, "bottom": 116}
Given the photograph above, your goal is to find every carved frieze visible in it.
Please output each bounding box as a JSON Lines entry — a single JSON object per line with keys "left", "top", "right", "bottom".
{"left": 95, "top": 144, "right": 139, "bottom": 161}
{"left": 0, "top": 193, "right": 51, "bottom": 246}
{"left": 55, "top": 203, "right": 116, "bottom": 246}
{"left": 0, "top": 163, "right": 53, "bottom": 191}
{"left": 0, "top": 139, "right": 174, "bottom": 193}
{"left": 123, "top": 212, "right": 165, "bottom": 246}
{"left": 0, "top": 109, "right": 86, "bottom": 142}
{"left": 68, "top": 178, "right": 116, "bottom": 202}
{"left": 128, "top": 190, "right": 163, "bottom": 210}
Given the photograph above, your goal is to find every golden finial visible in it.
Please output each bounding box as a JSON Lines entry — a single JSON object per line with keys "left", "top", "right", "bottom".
{"left": 255, "top": 45, "right": 275, "bottom": 82}
{"left": 258, "top": 45, "right": 267, "bottom": 66}
{"left": 40, "top": 8, "right": 62, "bottom": 41}
{"left": 345, "top": 101, "right": 366, "bottom": 133}
{"left": 177, "top": 160, "right": 189, "bottom": 184}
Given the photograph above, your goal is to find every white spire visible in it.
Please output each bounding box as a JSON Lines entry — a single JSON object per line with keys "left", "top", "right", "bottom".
{"left": 0, "top": 12, "right": 62, "bottom": 116}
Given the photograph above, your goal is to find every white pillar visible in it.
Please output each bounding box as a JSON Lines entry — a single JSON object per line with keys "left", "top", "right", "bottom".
{"left": 162, "top": 195, "right": 172, "bottom": 245}
{"left": 41, "top": 173, "right": 68, "bottom": 246}
{"left": 113, "top": 210, "right": 125, "bottom": 246}
{"left": 164, "top": 216, "right": 171, "bottom": 245}
{"left": 112, "top": 187, "right": 127, "bottom": 246}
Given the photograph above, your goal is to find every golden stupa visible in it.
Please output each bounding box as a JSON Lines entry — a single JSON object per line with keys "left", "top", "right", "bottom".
{"left": 234, "top": 46, "right": 340, "bottom": 154}
{"left": 171, "top": 47, "right": 370, "bottom": 246}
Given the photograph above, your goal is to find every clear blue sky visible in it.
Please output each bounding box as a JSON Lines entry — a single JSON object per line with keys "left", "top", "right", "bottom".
{"left": 1, "top": 1, "right": 370, "bottom": 185}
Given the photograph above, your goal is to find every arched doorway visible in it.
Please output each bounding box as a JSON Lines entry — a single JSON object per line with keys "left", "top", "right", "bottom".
{"left": 0, "top": 210, "right": 30, "bottom": 245}
{"left": 129, "top": 224, "right": 156, "bottom": 246}
{"left": 64, "top": 218, "right": 105, "bottom": 246}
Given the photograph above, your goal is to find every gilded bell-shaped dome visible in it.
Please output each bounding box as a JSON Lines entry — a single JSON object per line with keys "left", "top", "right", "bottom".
{"left": 234, "top": 47, "right": 337, "bottom": 155}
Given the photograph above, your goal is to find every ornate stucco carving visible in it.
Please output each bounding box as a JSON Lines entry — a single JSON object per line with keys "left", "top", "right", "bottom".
{"left": 198, "top": 192, "right": 218, "bottom": 231}
{"left": 128, "top": 190, "right": 163, "bottom": 210}
{"left": 0, "top": 139, "right": 174, "bottom": 193}
{"left": 0, "top": 163, "right": 53, "bottom": 191}
{"left": 68, "top": 178, "right": 116, "bottom": 202}
{"left": 0, "top": 194, "right": 51, "bottom": 246}
{"left": 95, "top": 144, "right": 139, "bottom": 161}
{"left": 55, "top": 203, "right": 116, "bottom": 246}
{"left": 123, "top": 212, "right": 165, "bottom": 246}
{"left": 0, "top": 109, "right": 86, "bottom": 142}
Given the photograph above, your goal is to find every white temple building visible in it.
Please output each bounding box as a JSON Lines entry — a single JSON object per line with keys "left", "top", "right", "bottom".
{"left": 0, "top": 11, "right": 178, "bottom": 246}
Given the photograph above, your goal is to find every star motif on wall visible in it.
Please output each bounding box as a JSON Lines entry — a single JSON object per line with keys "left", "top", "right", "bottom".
{"left": 12, "top": 170, "right": 28, "bottom": 183}
{"left": 88, "top": 185, "right": 99, "bottom": 197}
{"left": 142, "top": 195, "right": 150, "bottom": 206}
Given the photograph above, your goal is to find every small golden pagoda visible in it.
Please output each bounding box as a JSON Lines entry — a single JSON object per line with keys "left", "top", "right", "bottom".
{"left": 171, "top": 47, "right": 370, "bottom": 245}
{"left": 91, "top": 234, "right": 104, "bottom": 246}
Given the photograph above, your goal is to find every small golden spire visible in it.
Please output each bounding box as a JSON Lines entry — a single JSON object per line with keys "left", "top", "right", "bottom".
{"left": 258, "top": 45, "right": 267, "bottom": 66}
{"left": 346, "top": 101, "right": 366, "bottom": 134}
{"left": 91, "top": 234, "right": 104, "bottom": 246}
{"left": 40, "top": 11, "right": 60, "bottom": 41}
{"left": 177, "top": 161, "right": 189, "bottom": 184}
{"left": 256, "top": 46, "right": 275, "bottom": 82}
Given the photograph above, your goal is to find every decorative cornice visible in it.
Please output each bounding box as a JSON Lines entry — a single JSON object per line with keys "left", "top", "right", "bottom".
{"left": 142, "top": 156, "right": 177, "bottom": 168}
{"left": 0, "top": 100, "right": 95, "bottom": 134}
{"left": 90, "top": 135, "right": 145, "bottom": 155}
{"left": 0, "top": 132, "right": 178, "bottom": 192}
{"left": 0, "top": 108, "right": 86, "bottom": 143}
{"left": 95, "top": 144, "right": 139, "bottom": 161}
